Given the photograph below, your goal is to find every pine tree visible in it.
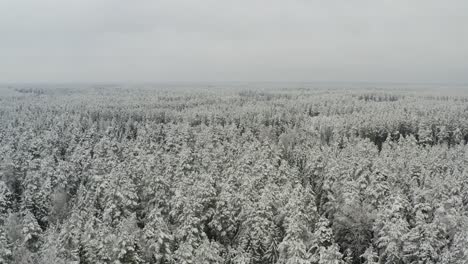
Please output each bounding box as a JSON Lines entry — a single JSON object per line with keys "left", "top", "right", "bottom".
{"left": 101, "top": 167, "right": 139, "bottom": 226}
{"left": 0, "top": 227, "right": 12, "bottom": 264}
{"left": 110, "top": 214, "right": 143, "bottom": 264}
{"left": 418, "top": 121, "right": 433, "bottom": 145}
{"left": 402, "top": 202, "right": 445, "bottom": 264}
{"left": 21, "top": 160, "right": 52, "bottom": 229}
{"left": 0, "top": 181, "right": 12, "bottom": 222}
{"left": 310, "top": 217, "right": 344, "bottom": 264}
{"left": 192, "top": 239, "right": 223, "bottom": 264}
{"left": 237, "top": 185, "right": 282, "bottom": 263}
{"left": 278, "top": 185, "right": 316, "bottom": 264}
{"left": 81, "top": 215, "right": 110, "bottom": 264}
{"left": 360, "top": 245, "right": 379, "bottom": 264}
{"left": 38, "top": 227, "right": 67, "bottom": 264}
{"left": 439, "top": 230, "right": 468, "bottom": 264}
{"left": 142, "top": 208, "right": 173, "bottom": 263}
{"left": 58, "top": 208, "right": 83, "bottom": 263}
{"left": 22, "top": 210, "right": 42, "bottom": 252}
{"left": 374, "top": 194, "right": 409, "bottom": 264}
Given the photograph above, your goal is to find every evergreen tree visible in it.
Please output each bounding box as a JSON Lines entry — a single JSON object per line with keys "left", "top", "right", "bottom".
{"left": 0, "top": 181, "right": 12, "bottom": 222}
{"left": 310, "top": 217, "right": 344, "bottom": 264}
{"left": 360, "top": 245, "right": 379, "bottom": 264}
{"left": 278, "top": 185, "right": 316, "bottom": 264}
{"left": 142, "top": 208, "right": 173, "bottom": 263}
{"left": 0, "top": 227, "right": 12, "bottom": 264}
{"left": 374, "top": 194, "right": 409, "bottom": 264}
{"left": 21, "top": 210, "right": 42, "bottom": 252}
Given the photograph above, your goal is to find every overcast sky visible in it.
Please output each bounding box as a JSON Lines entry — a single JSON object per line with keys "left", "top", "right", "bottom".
{"left": 1, "top": 0, "right": 467, "bottom": 83}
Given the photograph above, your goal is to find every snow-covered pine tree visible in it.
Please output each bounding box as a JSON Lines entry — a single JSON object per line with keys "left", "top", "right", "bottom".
{"left": 141, "top": 207, "right": 173, "bottom": 263}
{"left": 310, "top": 217, "right": 344, "bottom": 264}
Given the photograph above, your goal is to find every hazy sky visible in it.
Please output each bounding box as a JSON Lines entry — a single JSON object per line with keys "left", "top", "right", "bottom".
{"left": 1, "top": 0, "right": 467, "bottom": 83}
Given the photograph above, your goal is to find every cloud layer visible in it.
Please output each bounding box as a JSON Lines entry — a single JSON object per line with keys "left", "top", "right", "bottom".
{"left": 1, "top": 0, "right": 467, "bottom": 83}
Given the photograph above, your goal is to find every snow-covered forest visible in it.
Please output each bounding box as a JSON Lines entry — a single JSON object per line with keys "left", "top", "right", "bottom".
{"left": 1, "top": 84, "right": 468, "bottom": 264}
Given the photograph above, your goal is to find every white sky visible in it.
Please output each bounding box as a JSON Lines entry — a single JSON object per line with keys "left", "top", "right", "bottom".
{"left": 1, "top": 0, "right": 467, "bottom": 83}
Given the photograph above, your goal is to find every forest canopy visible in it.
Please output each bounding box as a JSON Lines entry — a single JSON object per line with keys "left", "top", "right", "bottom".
{"left": 1, "top": 84, "right": 468, "bottom": 264}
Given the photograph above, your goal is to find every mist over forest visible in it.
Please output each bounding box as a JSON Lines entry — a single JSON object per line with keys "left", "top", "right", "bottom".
{"left": 1, "top": 84, "right": 468, "bottom": 263}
